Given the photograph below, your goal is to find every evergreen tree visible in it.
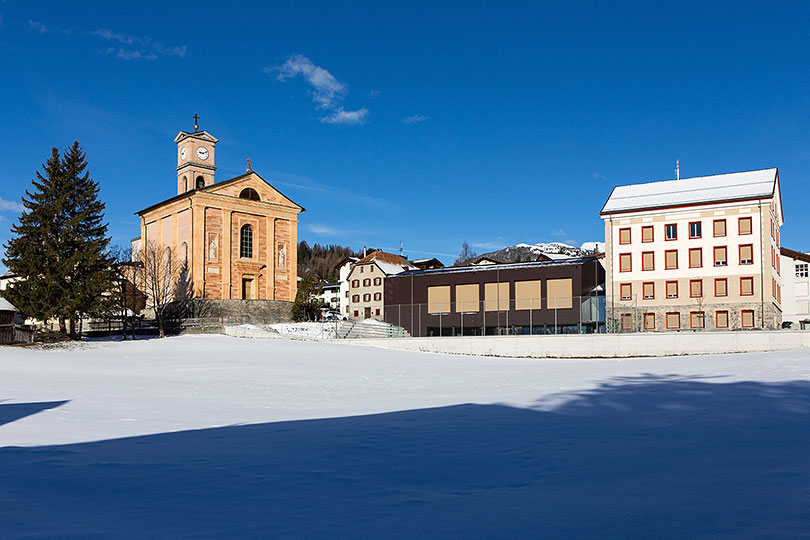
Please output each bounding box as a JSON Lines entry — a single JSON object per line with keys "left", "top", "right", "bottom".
{"left": 292, "top": 273, "right": 322, "bottom": 321}
{"left": 3, "top": 142, "right": 113, "bottom": 338}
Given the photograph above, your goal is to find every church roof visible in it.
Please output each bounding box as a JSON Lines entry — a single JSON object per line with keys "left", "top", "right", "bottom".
{"left": 173, "top": 130, "right": 219, "bottom": 144}
{"left": 135, "top": 171, "right": 305, "bottom": 216}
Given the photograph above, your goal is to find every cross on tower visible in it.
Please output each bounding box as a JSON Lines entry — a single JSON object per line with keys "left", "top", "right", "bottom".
{"left": 193, "top": 113, "right": 200, "bottom": 131}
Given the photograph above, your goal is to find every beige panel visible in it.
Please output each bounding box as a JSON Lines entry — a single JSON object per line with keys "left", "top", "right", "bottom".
{"left": 619, "top": 253, "right": 631, "bottom": 272}
{"left": 739, "top": 217, "right": 752, "bottom": 235}
{"left": 665, "top": 250, "right": 677, "bottom": 269}
{"left": 641, "top": 226, "right": 654, "bottom": 242}
{"left": 716, "top": 310, "right": 729, "bottom": 328}
{"left": 161, "top": 215, "right": 174, "bottom": 249}
{"left": 715, "top": 278, "right": 727, "bottom": 296}
{"left": 484, "top": 282, "right": 509, "bottom": 311}
{"left": 177, "top": 208, "right": 191, "bottom": 249}
{"left": 690, "top": 279, "right": 703, "bottom": 297}
{"left": 713, "top": 219, "right": 726, "bottom": 237}
{"left": 689, "top": 248, "right": 702, "bottom": 268}
{"left": 642, "top": 252, "right": 654, "bottom": 271}
{"left": 428, "top": 286, "right": 451, "bottom": 314}
{"left": 547, "top": 278, "right": 573, "bottom": 309}
{"left": 515, "top": 280, "right": 542, "bottom": 310}
{"left": 740, "top": 277, "right": 754, "bottom": 296}
{"left": 145, "top": 221, "right": 158, "bottom": 248}
{"left": 455, "top": 284, "right": 480, "bottom": 313}
{"left": 619, "top": 228, "right": 631, "bottom": 244}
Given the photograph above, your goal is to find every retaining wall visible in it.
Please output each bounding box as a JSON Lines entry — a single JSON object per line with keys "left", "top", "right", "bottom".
{"left": 342, "top": 331, "right": 810, "bottom": 358}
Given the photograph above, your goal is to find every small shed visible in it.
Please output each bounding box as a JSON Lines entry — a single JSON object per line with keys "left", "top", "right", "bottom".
{"left": 0, "top": 296, "right": 33, "bottom": 344}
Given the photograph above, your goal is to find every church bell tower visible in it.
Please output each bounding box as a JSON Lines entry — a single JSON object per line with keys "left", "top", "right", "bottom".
{"left": 174, "top": 114, "right": 219, "bottom": 195}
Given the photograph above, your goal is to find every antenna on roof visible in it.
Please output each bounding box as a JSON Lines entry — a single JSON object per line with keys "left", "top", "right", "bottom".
{"left": 676, "top": 159, "right": 680, "bottom": 180}
{"left": 399, "top": 240, "right": 404, "bottom": 257}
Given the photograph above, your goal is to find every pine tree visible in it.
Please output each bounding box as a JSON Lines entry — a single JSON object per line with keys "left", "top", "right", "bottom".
{"left": 292, "top": 273, "right": 322, "bottom": 321}
{"left": 3, "top": 142, "right": 113, "bottom": 338}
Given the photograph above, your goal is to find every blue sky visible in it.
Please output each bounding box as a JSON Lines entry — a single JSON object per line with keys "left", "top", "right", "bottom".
{"left": 1, "top": 1, "right": 809, "bottom": 272}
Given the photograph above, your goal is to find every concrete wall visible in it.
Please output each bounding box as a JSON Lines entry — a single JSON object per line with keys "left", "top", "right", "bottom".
{"left": 169, "top": 298, "right": 293, "bottom": 324}
{"left": 342, "top": 330, "right": 810, "bottom": 358}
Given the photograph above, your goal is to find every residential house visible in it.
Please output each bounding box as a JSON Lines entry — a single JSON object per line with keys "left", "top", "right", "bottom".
{"left": 347, "top": 251, "right": 416, "bottom": 320}
{"left": 780, "top": 247, "right": 810, "bottom": 328}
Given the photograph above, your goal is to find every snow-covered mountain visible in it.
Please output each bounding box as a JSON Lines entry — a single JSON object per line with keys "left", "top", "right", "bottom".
{"left": 479, "top": 241, "right": 604, "bottom": 263}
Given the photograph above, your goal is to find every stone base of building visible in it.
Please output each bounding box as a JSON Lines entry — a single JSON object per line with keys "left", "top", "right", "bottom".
{"left": 608, "top": 301, "right": 781, "bottom": 332}
{"left": 165, "top": 298, "right": 293, "bottom": 325}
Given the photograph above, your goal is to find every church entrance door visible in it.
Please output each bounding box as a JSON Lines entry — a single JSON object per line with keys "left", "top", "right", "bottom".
{"left": 242, "top": 277, "right": 255, "bottom": 300}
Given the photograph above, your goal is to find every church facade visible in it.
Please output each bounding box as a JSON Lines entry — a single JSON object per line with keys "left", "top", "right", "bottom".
{"left": 133, "top": 123, "right": 303, "bottom": 302}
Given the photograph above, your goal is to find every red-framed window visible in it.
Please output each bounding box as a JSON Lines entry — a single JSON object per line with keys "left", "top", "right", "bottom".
{"left": 689, "top": 221, "right": 702, "bottom": 239}
{"left": 690, "top": 311, "right": 705, "bottom": 329}
{"left": 641, "top": 251, "right": 654, "bottom": 271}
{"left": 373, "top": 277, "right": 382, "bottom": 286}
{"left": 644, "top": 313, "right": 655, "bottom": 330}
{"left": 351, "top": 279, "right": 359, "bottom": 288}
{"left": 373, "top": 292, "right": 381, "bottom": 301}
{"left": 666, "top": 312, "right": 680, "bottom": 329}
{"left": 740, "top": 276, "right": 754, "bottom": 296}
{"left": 741, "top": 309, "right": 755, "bottom": 328}
{"left": 713, "top": 245, "right": 728, "bottom": 267}
{"left": 713, "top": 219, "right": 727, "bottom": 237}
{"left": 619, "top": 253, "right": 632, "bottom": 272}
{"left": 739, "top": 244, "right": 753, "bottom": 265}
{"left": 642, "top": 282, "right": 655, "bottom": 300}
{"left": 363, "top": 278, "right": 371, "bottom": 287}
{"left": 689, "top": 248, "right": 702, "bottom": 268}
{"left": 665, "top": 249, "right": 678, "bottom": 270}
{"left": 665, "top": 223, "right": 678, "bottom": 241}
{"left": 714, "top": 278, "right": 728, "bottom": 297}
{"left": 666, "top": 280, "right": 678, "bottom": 299}
{"left": 641, "top": 226, "right": 654, "bottom": 243}
{"left": 363, "top": 293, "right": 371, "bottom": 302}
{"left": 715, "top": 310, "right": 729, "bottom": 328}
{"left": 621, "top": 313, "right": 633, "bottom": 332}
{"left": 352, "top": 294, "right": 360, "bottom": 302}
{"left": 689, "top": 279, "right": 703, "bottom": 298}
{"left": 620, "top": 283, "right": 632, "bottom": 301}
{"left": 619, "top": 227, "right": 631, "bottom": 245}
{"left": 739, "top": 217, "right": 752, "bottom": 235}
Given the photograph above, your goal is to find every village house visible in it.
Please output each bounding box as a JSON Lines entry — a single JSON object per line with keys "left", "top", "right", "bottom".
{"left": 601, "top": 168, "right": 783, "bottom": 331}
{"left": 346, "top": 251, "right": 416, "bottom": 320}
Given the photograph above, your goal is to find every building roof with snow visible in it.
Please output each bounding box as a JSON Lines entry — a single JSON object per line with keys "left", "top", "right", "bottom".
{"left": 601, "top": 168, "right": 779, "bottom": 215}
{"left": 0, "top": 295, "right": 18, "bottom": 312}
{"left": 353, "top": 250, "right": 416, "bottom": 276}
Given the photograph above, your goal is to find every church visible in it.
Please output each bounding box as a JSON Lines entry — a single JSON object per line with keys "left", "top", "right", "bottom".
{"left": 133, "top": 118, "right": 303, "bottom": 302}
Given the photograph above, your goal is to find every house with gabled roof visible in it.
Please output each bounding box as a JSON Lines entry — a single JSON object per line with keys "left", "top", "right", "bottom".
{"left": 132, "top": 120, "right": 304, "bottom": 303}
{"left": 601, "top": 168, "right": 783, "bottom": 332}
{"left": 346, "top": 250, "right": 416, "bottom": 320}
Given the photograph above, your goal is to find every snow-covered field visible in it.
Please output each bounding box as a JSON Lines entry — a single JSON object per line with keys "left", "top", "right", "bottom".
{"left": 1, "top": 335, "right": 809, "bottom": 539}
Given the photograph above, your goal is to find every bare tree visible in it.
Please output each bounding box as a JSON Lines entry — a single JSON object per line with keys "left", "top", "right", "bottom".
{"left": 454, "top": 241, "right": 478, "bottom": 267}
{"left": 139, "top": 240, "right": 175, "bottom": 338}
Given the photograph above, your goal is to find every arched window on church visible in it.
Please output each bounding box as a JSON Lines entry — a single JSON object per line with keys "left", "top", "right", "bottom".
{"left": 180, "top": 242, "right": 189, "bottom": 265}
{"left": 183, "top": 176, "right": 188, "bottom": 192}
{"left": 239, "top": 188, "right": 260, "bottom": 201}
{"left": 196, "top": 176, "right": 205, "bottom": 189}
{"left": 240, "top": 225, "right": 253, "bottom": 259}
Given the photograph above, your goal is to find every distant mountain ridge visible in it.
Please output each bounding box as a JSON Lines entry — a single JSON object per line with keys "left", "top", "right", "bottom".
{"left": 479, "top": 241, "right": 604, "bottom": 263}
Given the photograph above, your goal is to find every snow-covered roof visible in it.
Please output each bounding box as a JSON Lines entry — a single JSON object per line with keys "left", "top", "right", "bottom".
{"left": 392, "top": 257, "right": 598, "bottom": 278}
{"left": 601, "top": 168, "right": 778, "bottom": 215}
{"left": 0, "top": 269, "right": 16, "bottom": 280}
{"left": 0, "top": 295, "right": 18, "bottom": 312}
{"left": 353, "top": 250, "right": 416, "bottom": 276}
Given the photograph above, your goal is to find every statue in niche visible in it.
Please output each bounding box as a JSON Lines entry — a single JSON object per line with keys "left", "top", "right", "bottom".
{"left": 277, "top": 243, "right": 286, "bottom": 268}
{"left": 208, "top": 235, "right": 218, "bottom": 261}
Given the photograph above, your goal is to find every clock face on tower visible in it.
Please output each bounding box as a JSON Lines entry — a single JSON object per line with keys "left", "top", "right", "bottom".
{"left": 180, "top": 147, "right": 187, "bottom": 161}
{"left": 196, "top": 146, "right": 209, "bottom": 161}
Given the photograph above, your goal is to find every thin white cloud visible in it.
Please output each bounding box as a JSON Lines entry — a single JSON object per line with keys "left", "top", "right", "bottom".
{"left": 308, "top": 224, "right": 340, "bottom": 236}
{"left": 272, "top": 54, "right": 345, "bottom": 109}
{"left": 0, "top": 197, "right": 23, "bottom": 213}
{"left": 403, "top": 114, "right": 429, "bottom": 124}
{"left": 94, "top": 28, "right": 186, "bottom": 60}
{"left": 268, "top": 54, "right": 368, "bottom": 125}
{"left": 471, "top": 241, "right": 503, "bottom": 251}
{"left": 592, "top": 172, "right": 608, "bottom": 181}
{"left": 550, "top": 228, "right": 567, "bottom": 238}
{"left": 320, "top": 107, "right": 369, "bottom": 125}
{"left": 28, "top": 20, "right": 73, "bottom": 35}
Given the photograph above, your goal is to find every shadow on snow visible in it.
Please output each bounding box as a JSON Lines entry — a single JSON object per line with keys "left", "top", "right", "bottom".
{"left": 0, "top": 400, "right": 68, "bottom": 428}
{"left": 1, "top": 376, "right": 810, "bottom": 539}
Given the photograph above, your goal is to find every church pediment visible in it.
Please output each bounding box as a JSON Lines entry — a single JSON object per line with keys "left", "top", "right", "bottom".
{"left": 174, "top": 130, "right": 220, "bottom": 144}
{"left": 203, "top": 172, "right": 305, "bottom": 211}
